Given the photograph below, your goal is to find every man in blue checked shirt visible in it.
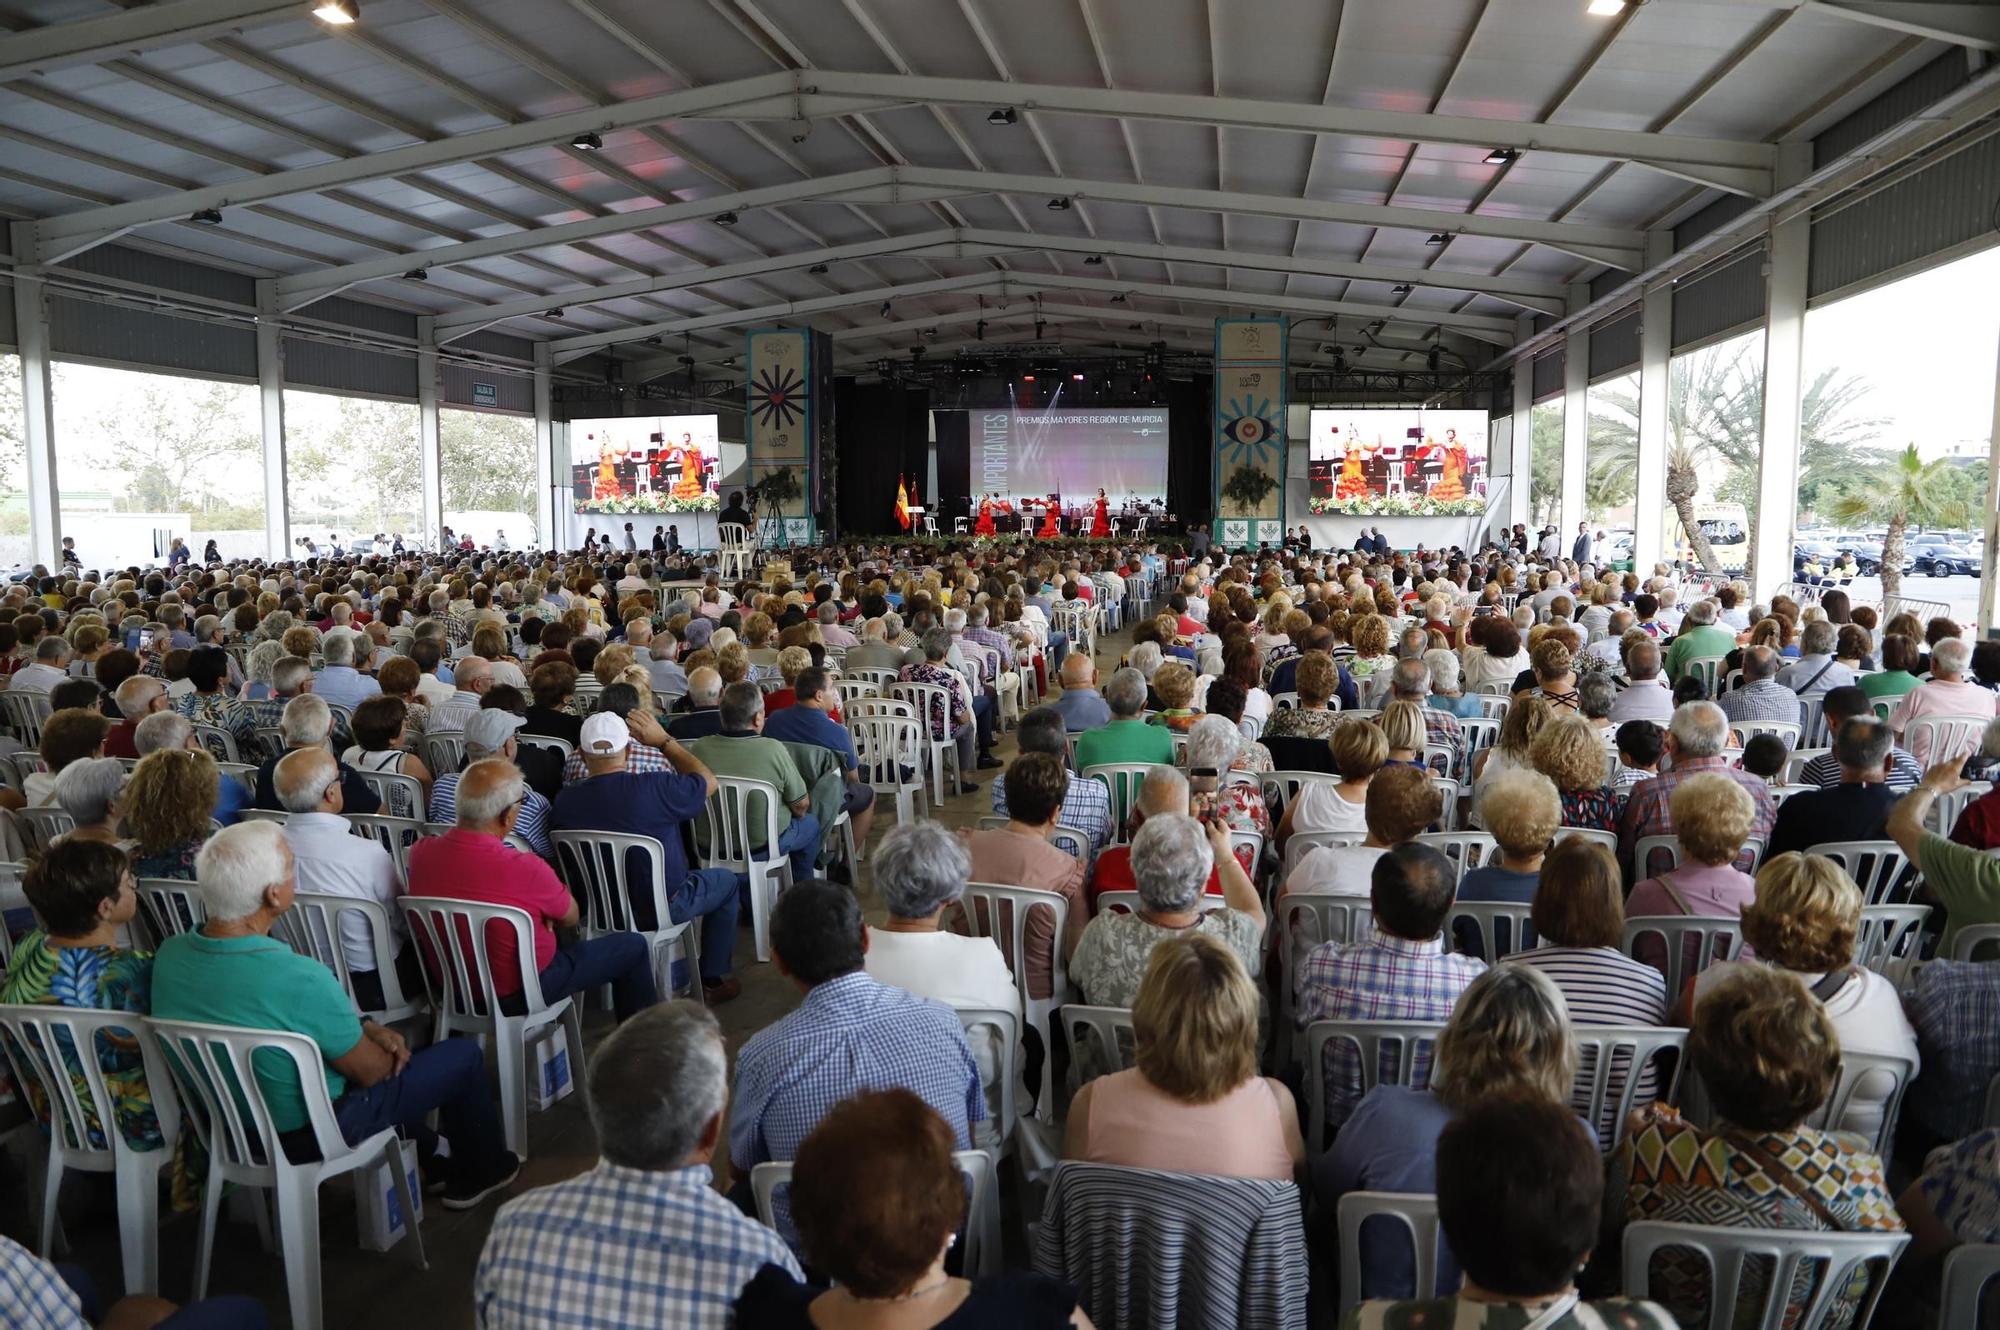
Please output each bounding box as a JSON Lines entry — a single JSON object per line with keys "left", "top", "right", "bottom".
{"left": 730, "top": 880, "right": 985, "bottom": 1241}
{"left": 476, "top": 1002, "right": 800, "bottom": 1330}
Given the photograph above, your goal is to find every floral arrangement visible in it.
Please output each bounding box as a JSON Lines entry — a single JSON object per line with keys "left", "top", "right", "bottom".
{"left": 579, "top": 491, "right": 719, "bottom": 514}
{"left": 1311, "top": 494, "right": 1488, "bottom": 517}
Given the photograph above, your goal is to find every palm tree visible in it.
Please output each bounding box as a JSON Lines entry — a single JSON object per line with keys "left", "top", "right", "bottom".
{"left": 1826, "top": 445, "right": 1970, "bottom": 600}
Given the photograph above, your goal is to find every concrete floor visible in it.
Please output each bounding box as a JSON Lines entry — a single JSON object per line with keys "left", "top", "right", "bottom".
{"left": 0, "top": 630, "right": 1096, "bottom": 1328}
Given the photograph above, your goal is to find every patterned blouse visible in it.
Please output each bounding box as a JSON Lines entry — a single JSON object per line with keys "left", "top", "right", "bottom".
{"left": 131, "top": 838, "right": 204, "bottom": 882}
{"left": 1263, "top": 708, "right": 1342, "bottom": 741}
{"left": 1607, "top": 1115, "right": 1902, "bottom": 1330}
{"left": 1559, "top": 786, "right": 1626, "bottom": 833}
{"left": 1915, "top": 1127, "right": 2000, "bottom": 1245}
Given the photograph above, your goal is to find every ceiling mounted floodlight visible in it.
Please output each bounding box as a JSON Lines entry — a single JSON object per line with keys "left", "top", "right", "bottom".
{"left": 987, "top": 107, "right": 1018, "bottom": 126}
{"left": 544, "top": 308, "right": 565, "bottom": 318}
{"left": 1047, "top": 196, "right": 1072, "bottom": 211}
{"left": 189, "top": 207, "right": 223, "bottom": 225}
{"left": 880, "top": 301, "right": 892, "bottom": 318}
{"left": 807, "top": 263, "right": 829, "bottom": 274}
{"left": 1483, "top": 147, "right": 1520, "bottom": 165}
{"left": 571, "top": 132, "right": 603, "bottom": 151}
{"left": 312, "top": 0, "right": 358, "bottom": 24}
{"left": 712, "top": 211, "right": 739, "bottom": 227}
{"left": 1109, "top": 294, "right": 1127, "bottom": 304}
{"left": 402, "top": 268, "right": 428, "bottom": 281}
{"left": 1586, "top": 0, "right": 1627, "bottom": 13}
{"left": 1426, "top": 232, "right": 1450, "bottom": 246}
{"left": 1084, "top": 254, "right": 1105, "bottom": 266}
{"left": 1392, "top": 283, "right": 1413, "bottom": 295}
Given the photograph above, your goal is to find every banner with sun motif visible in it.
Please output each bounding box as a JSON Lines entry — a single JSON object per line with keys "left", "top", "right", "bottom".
{"left": 745, "top": 328, "right": 815, "bottom": 545}
{"left": 1213, "top": 318, "right": 1287, "bottom": 550}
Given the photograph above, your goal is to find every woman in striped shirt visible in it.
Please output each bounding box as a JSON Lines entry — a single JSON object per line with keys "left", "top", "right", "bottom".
{"left": 1511, "top": 836, "right": 1668, "bottom": 1139}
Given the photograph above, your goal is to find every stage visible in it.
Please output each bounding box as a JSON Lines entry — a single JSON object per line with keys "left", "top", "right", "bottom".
{"left": 1298, "top": 513, "right": 1495, "bottom": 555}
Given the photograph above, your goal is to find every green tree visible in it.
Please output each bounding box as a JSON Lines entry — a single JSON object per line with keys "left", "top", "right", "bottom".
{"left": 63, "top": 371, "right": 261, "bottom": 519}
{"left": 440, "top": 411, "right": 535, "bottom": 517}
{"left": 1826, "top": 445, "right": 1972, "bottom": 600}
{"left": 1530, "top": 403, "right": 1563, "bottom": 528}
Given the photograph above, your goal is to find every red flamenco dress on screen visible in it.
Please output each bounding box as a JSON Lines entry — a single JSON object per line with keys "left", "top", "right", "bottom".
{"left": 1038, "top": 498, "right": 1062, "bottom": 539}
{"left": 974, "top": 496, "right": 997, "bottom": 537}
{"left": 1334, "top": 443, "right": 1369, "bottom": 501}
{"left": 1090, "top": 493, "right": 1111, "bottom": 538}
{"left": 1432, "top": 444, "right": 1468, "bottom": 502}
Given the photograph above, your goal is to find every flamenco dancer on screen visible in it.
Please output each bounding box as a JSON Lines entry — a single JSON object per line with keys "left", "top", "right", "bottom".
{"left": 1090, "top": 488, "right": 1111, "bottom": 538}
{"left": 1334, "top": 436, "right": 1370, "bottom": 500}
{"left": 975, "top": 493, "right": 998, "bottom": 537}
{"left": 1430, "top": 429, "right": 1470, "bottom": 502}
{"left": 1038, "top": 494, "right": 1062, "bottom": 539}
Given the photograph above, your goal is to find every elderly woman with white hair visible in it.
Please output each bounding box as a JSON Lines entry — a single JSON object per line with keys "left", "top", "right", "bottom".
{"left": 240, "top": 638, "right": 286, "bottom": 701}
{"left": 1423, "top": 647, "right": 1481, "bottom": 719}
{"left": 1068, "top": 812, "right": 1267, "bottom": 1009}
{"left": 53, "top": 755, "right": 130, "bottom": 849}
{"left": 148, "top": 820, "right": 520, "bottom": 1207}
{"left": 864, "top": 821, "right": 1020, "bottom": 1103}
{"left": 1184, "top": 714, "right": 1272, "bottom": 851}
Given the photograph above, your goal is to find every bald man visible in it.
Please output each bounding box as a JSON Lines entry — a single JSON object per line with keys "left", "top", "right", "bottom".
{"left": 427, "top": 655, "right": 492, "bottom": 734}
{"left": 1048, "top": 653, "right": 1111, "bottom": 733}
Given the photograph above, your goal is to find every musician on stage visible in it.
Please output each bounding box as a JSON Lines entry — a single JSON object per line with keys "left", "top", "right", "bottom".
{"left": 1090, "top": 488, "right": 1111, "bottom": 538}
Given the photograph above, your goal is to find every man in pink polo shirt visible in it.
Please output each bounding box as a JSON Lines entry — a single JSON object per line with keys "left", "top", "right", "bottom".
{"left": 408, "top": 757, "right": 657, "bottom": 1020}
{"left": 1889, "top": 636, "right": 1999, "bottom": 766}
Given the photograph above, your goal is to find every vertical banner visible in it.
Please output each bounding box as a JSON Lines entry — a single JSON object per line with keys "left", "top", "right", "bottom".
{"left": 1213, "top": 318, "right": 1287, "bottom": 550}
{"left": 745, "top": 327, "right": 817, "bottom": 546}
{"left": 811, "top": 328, "right": 835, "bottom": 538}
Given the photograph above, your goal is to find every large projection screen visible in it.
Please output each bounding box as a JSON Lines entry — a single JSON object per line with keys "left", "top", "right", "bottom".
{"left": 966, "top": 406, "right": 1169, "bottom": 501}
{"left": 569, "top": 415, "right": 720, "bottom": 514}
{"left": 1308, "top": 408, "right": 1490, "bottom": 515}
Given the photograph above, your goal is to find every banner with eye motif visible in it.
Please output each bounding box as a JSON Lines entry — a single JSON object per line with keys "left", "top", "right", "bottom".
{"left": 1213, "top": 318, "right": 1288, "bottom": 551}
{"left": 745, "top": 328, "right": 816, "bottom": 546}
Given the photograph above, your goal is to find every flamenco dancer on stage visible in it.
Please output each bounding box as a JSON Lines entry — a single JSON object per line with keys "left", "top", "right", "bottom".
{"left": 975, "top": 493, "right": 998, "bottom": 537}
{"left": 1038, "top": 494, "right": 1062, "bottom": 539}
{"left": 1090, "top": 488, "right": 1111, "bottom": 538}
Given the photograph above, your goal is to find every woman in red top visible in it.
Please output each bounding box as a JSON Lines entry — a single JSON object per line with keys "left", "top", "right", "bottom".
{"left": 1038, "top": 495, "right": 1061, "bottom": 539}
{"left": 1090, "top": 488, "right": 1111, "bottom": 538}
{"left": 974, "top": 493, "right": 997, "bottom": 537}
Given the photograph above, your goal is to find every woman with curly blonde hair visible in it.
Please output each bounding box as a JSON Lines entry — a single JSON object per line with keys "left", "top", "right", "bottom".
{"left": 1526, "top": 636, "right": 1580, "bottom": 711}
{"left": 1470, "top": 695, "right": 1551, "bottom": 829}
{"left": 1530, "top": 713, "right": 1622, "bottom": 831}
{"left": 1692, "top": 851, "right": 1917, "bottom": 1141}
{"left": 125, "top": 748, "right": 219, "bottom": 881}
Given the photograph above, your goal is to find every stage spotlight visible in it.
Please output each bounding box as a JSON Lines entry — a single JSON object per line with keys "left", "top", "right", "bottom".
{"left": 1083, "top": 254, "right": 1104, "bottom": 266}
{"left": 879, "top": 301, "right": 892, "bottom": 319}
{"left": 1071, "top": 372, "right": 1085, "bottom": 382}
{"left": 712, "top": 211, "right": 739, "bottom": 227}
{"left": 1047, "top": 196, "right": 1072, "bottom": 211}
{"left": 1426, "top": 232, "right": 1449, "bottom": 246}
{"left": 1483, "top": 147, "right": 1519, "bottom": 165}
{"left": 1109, "top": 293, "right": 1127, "bottom": 304}
{"left": 402, "top": 268, "right": 428, "bottom": 281}
{"left": 987, "top": 107, "right": 1018, "bottom": 126}
{"left": 544, "top": 308, "right": 565, "bottom": 318}
{"left": 312, "top": 0, "right": 358, "bottom": 23}
{"left": 571, "top": 131, "right": 603, "bottom": 151}
{"left": 189, "top": 207, "right": 223, "bottom": 225}
{"left": 1427, "top": 343, "right": 1443, "bottom": 373}
{"left": 1391, "top": 283, "right": 1413, "bottom": 295}
{"left": 1021, "top": 373, "right": 1036, "bottom": 382}
{"left": 975, "top": 319, "right": 987, "bottom": 340}
{"left": 807, "top": 263, "right": 829, "bottom": 274}
{"left": 1332, "top": 348, "right": 1348, "bottom": 373}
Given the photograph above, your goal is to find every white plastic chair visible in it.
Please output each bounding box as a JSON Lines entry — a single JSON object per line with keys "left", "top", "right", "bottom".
{"left": 1928, "top": 780, "right": 1994, "bottom": 835}
{"left": 1336, "top": 1191, "right": 1441, "bottom": 1315}
{"left": 717, "top": 521, "right": 755, "bottom": 579}
{"left": 847, "top": 713, "right": 931, "bottom": 825}
{"left": 344, "top": 813, "right": 425, "bottom": 878}
{"left": 399, "top": 896, "right": 587, "bottom": 1158}
{"left": 1805, "top": 1050, "right": 1915, "bottom": 1156}
{"left": 191, "top": 723, "right": 241, "bottom": 764}
{"left": 278, "top": 892, "right": 425, "bottom": 1025}
{"left": 515, "top": 734, "right": 572, "bottom": 766}
{"left": 955, "top": 1005, "right": 1020, "bottom": 1150}
{"left": 1622, "top": 916, "right": 1743, "bottom": 1001}
{"left": 1906, "top": 713, "right": 1991, "bottom": 769}
{"left": 1280, "top": 829, "right": 1367, "bottom": 883}
{"left": 352, "top": 769, "right": 423, "bottom": 822}
{"left": 551, "top": 830, "right": 698, "bottom": 1001}
{"left": 1258, "top": 770, "right": 1341, "bottom": 822}
{"left": 845, "top": 666, "right": 902, "bottom": 691}
{"left": 1570, "top": 1024, "right": 1687, "bottom": 1152}
{"left": 887, "top": 681, "right": 961, "bottom": 805}
{"left": 698, "top": 775, "right": 794, "bottom": 965}
{"left": 1, "top": 689, "right": 52, "bottom": 746}
{"left": 1559, "top": 826, "right": 1619, "bottom": 854}
{"left": 1853, "top": 904, "right": 1928, "bottom": 984}
{"left": 1941, "top": 1243, "right": 2000, "bottom": 1330}
{"left": 1812, "top": 840, "right": 1911, "bottom": 905}
{"left": 1058, "top": 1004, "right": 1138, "bottom": 1089}
{"left": 1730, "top": 719, "right": 1803, "bottom": 749}
{"left": 1783, "top": 748, "right": 1830, "bottom": 783}
{"left": 143, "top": 1017, "right": 428, "bottom": 1330}
{"left": 1302, "top": 1019, "right": 1443, "bottom": 1158}
{"left": 1769, "top": 783, "right": 1818, "bottom": 805}
{"left": 1412, "top": 831, "right": 1496, "bottom": 883}
{"left": 1951, "top": 923, "right": 2000, "bottom": 961}
{"left": 1447, "top": 900, "right": 1536, "bottom": 961}
{"left": 421, "top": 733, "right": 466, "bottom": 776}
{"left": 752, "top": 1149, "right": 1000, "bottom": 1277}
{"left": 0, "top": 1004, "right": 180, "bottom": 1295}
{"left": 1082, "top": 763, "right": 1156, "bottom": 847}
{"left": 1633, "top": 834, "right": 1681, "bottom": 879}
{"left": 1620, "top": 1220, "right": 1907, "bottom": 1330}
{"left": 15, "top": 806, "right": 75, "bottom": 856}
{"left": 135, "top": 879, "right": 206, "bottom": 941}
{"left": 960, "top": 882, "right": 1070, "bottom": 1125}
{"left": 832, "top": 677, "right": 881, "bottom": 711}
{"left": 1682, "top": 656, "right": 1726, "bottom": 696}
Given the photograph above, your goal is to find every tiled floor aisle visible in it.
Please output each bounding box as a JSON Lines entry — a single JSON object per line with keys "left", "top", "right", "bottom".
{"left": 0, "top": 623, "right": 1122, "bottom": 1328}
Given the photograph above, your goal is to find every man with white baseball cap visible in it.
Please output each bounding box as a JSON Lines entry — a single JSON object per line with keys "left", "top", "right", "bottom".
{"left": 551, "top": 709, "right": 744, "bottom": 1001}
{"left": 425, "top": 707, "right": 553, "bottom": 858}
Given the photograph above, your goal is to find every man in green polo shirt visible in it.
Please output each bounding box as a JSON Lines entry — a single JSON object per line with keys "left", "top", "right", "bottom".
{"left": 150, "top": 820, "right": 518, "bottom": 1207}
{"left": 1075, "top": 665, "right": 1174, "bottom": 770}
{"left": 1888, "top": 760, "right": 2000, "bottom": 954}
{"left": 689, "top": 680, "right": 821, "bottom": 883}
{"left": 1662, "top": 598, "right": 1736, "bottom": 684}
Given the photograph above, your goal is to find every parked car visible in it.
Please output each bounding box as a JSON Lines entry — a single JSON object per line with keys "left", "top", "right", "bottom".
{"left": 1907, "top": 538, "right": 1981, "bottom": 577}
{"left": 1794, "top": 539, "right": 1841, "bottom": 575}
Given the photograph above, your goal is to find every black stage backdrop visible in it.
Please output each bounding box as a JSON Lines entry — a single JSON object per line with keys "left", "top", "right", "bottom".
{"left": 834, "top": 374, "right": 1214, "bottom": 534}
{"left": 832, "top": 379, "right": 930, "bottom": 535}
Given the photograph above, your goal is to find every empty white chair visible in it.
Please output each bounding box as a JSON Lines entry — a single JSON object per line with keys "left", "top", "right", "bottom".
{"left": 887, "top": 681, "right": 961, "bottom": 806}
{"left": 550, "top": 830, "right": 698, "bottom": 1001}
{"left": 1620, "top": 1220, "right": 1907, "bottom": 1330}
{"left": 955, "top": 1005, "right": 1020, "bottom": 1150}
{"left": 847, "top": 713, "right": 930, "bottom": 825}
{"left": 144, "top": 1017, "right": 429, "bottom": 1330}
{"left": 0, "top": 1004, "right": 180, "bottom": 1296}
{"left": 1336, "top": 1191, "right": 1441, "bottom": 1315}
{"left": 399, "top": 896, "right": 587, "bottom": 1158}
{"left": 698, "top": 776, "right": 794, "bottom": 965}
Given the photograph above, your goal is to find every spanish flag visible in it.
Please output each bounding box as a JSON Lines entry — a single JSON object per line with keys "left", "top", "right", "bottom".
{"left": 895, "top": 475, "right": 911, "bottom": 531}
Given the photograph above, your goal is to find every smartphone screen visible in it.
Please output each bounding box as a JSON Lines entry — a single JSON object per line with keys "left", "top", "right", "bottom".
{"left": 125, "top": 628, "right": 142, "bottom": 652}
{"left": 1188, "top": 766, "right": 1220, "bottom": 797}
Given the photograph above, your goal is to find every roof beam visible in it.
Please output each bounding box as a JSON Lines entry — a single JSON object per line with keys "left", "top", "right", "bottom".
{"left": 26, "top": 69, "right": 802, "bottom": 259}
{"left": 723, "top": 70, "right": 1778, "bottom": 190}
{"left": 0, "top": 0, "right": 304, "bottom": 84}
{"left": 1763, "top": 0, "right": 2000, "bottom": 50}
{"left": 1026, "top": 274, "right": 1519, "bottom": 344}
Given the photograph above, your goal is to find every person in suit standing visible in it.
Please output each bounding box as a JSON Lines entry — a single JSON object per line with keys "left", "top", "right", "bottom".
{"left": 1572, "top": 522, "right": 1593, "bottom": 566}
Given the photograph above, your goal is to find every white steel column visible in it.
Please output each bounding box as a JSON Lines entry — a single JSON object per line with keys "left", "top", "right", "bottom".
{"left": 254, "top": 280, "right": 288, "bottom": 561}
{"left": 8, "top": 223, "right": 60, "bottom": 569}
{"left": 1509, "top": 313, "right": 1533, "bottom": 537}
{"left": 1560, "top": 282, "right": 1590, "bottom": 545}
{"left": 1753, "top": 143, "right": 1814, "bottom": 600}
{"left": 1634, "top": 231, "right": 1674, "bottom": 577}
{"left": 417, "top": 317, "right": 443, "bottom": 551}
{"left": 533, "top": 343, "right": 556, "bottom": 553}
{"left": 1979, "top": 329, "right": 2000, "bottom": 635}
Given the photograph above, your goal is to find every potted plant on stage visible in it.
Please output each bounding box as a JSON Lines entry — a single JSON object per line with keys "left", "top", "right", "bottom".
{"left": 752, "top": 466, "right": 803, "bottom": 548}
{"left": 1222, "top": 465, "right": 1278, "bottom": 543}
